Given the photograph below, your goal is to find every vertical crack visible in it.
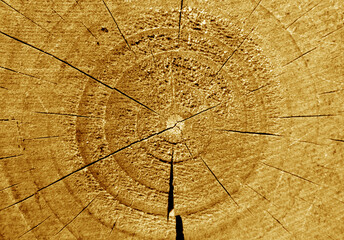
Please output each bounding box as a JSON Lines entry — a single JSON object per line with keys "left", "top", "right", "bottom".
{"left": 167, "top": 147, "right": 175, "bottom": 220}
{"left": 175, "top": 215, "right": 185, "bottom": 240}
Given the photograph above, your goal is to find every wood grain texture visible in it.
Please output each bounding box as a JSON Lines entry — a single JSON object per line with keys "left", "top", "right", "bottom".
{"left": 1, "top": 0, "right": 343, "bottom": 239}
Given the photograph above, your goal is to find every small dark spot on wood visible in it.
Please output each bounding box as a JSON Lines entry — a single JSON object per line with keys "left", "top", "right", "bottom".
{"left": 96, "top": 42, "right": 100, "bottom": 45}
{"left": 193, "top": 27, "right": 201, "bottom": 31}
{"left": 101, "top": 27, "right": 108, "bottom": 32}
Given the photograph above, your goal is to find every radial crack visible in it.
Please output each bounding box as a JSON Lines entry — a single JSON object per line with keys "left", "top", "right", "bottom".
{"left": 0, "top": 30, "right": 159, "bottom": 115}
{"left": 0, "top": 65, "right": 56, "bottom": 85}
{"left": 18, "top": 216, "right": 51, "bottom": 239}
{"left": 286, "top": 1, "right": 322, "bottom": 29}
{"left": 276, "top": 113, "right": 334, "bottom": 118}
{"left": 0, "top": 111, "right": 210, "bottom": 211}
{"left": 247, "top": 72, "right": 285, "bottom": 94}
{"left": 24, "top": 135, "right": 60, "bottom": 141}
{"left": 283, "top": 47, "right": 317, "bottom": 67}
{"left": 320, "top": 89, "right": 341, "bottom": 94}
{"left": 184, "top": 143, "right": 239, "bottom": 207}
{"left": 322, "top": 25, "right": 343, "bottom": 38}
{"left": 55, "top": 196, "right": 97, "bottom": 235}
{"left": 246, "top": 0, "right": 263, "bottom": 21}
{"left": 211, "top": 27, "right": 255, "bottom": 81}
{"left": 109, "top": 219, "right": 117, "bottom": 235}
{"left": 261, "top": 162, "right": 318, "bottom": 185}
{"left": 0, "top": 0, "right": 50, "bottom": 33}
{"left": 245, "top": 184, "right": 270, "bottom": 202}
{"left": 248, "top": 84, "right": 268, "bottom": 93}
{"left": 81, "top": 22, "right": 97, "bottom": 40}
{"left": 330, "top": 138, "right": 344, "bottom": 143}
{"left": 51, "top": 7, "right": 64, "bottom": 20}
{"left": 0, "top": 65, "right": 39, "bottom": 79}
{"left": 0, "top": 123, "right": 179, "bottom": 211}
{"left": 0, "top": 183, "right": 19, "bottom": 192}
{"left": 265, "top": 210, "right": 291, "bottom": 234}
{"left": 102, "top": 0, "right": 134, "bottom": 53}
{"left": 0, "top": 154, "right": 23, "bottom": 160}
{"left": 177, "top": 103, "right": 220, "bottom": 123}
{"left": 217, "top": 129, "right": 281, "bottom": 137}
{"left": 35, "top": 111, "right": 101, "bottom": 119}
{"left": 178, "top": 0, "right": 184, "bottom": 39}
